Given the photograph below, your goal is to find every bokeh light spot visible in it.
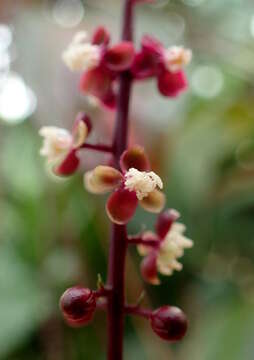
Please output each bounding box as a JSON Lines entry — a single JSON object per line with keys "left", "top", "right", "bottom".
{"left": 0, "top": 73, "right": 37, "bottom": 124}
{"left": 0, "top": 25, "right": 12, "bottom": 52}
{"left": 182, "top": 0, "right": 207, "bottom": 6}
{"left": 52, "top": 0, "right": 84, "bottom": 28}
{"left": 191, "top": 65, "right": 224, "bottom": 98}
{"left": 250, "top": 15, "right": 254, "bottom": 37}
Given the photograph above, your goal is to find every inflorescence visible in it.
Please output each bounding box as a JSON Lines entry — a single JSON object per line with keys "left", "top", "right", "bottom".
{"left": 39, "top": 0, "right": 193, "bottom": 354}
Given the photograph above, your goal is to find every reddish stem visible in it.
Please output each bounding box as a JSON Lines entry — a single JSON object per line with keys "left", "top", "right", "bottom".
{"left": 80, "top": 143, "right": 113, "bottom": 153}
{"left": 125, "top": 305, "right": 152, "bottom": 319}
{"left": 128, "top": 235, "right": 160, "bottom": 247}
{"left": 106, "top": 1, "right": 134, "bottom": 359}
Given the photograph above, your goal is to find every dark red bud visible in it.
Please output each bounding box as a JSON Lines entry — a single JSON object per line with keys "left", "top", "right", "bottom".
{"left": 60, "top": 286, "right": 96, "bottom": 327}
{"left": 92, "top": 26, "right": 110, "bottom": 46}
{"left": 150, "top": 306, "right": 188, "bottom": 342}
{"left": 156, "top": 209, "right": 180, "bottom": 239}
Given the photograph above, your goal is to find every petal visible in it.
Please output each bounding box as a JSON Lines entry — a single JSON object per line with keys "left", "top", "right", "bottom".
{"left": 54, "top": 150, "right": 80, "bottom": 176}
{"left": 139, "top": 189, "right": 166, "bottom": 213}
{"left": 141, "top": 35, "right": 164, "bottom": 59}
{"left": 157, "top": 69, "right": 188, "bottom": 97}
{"left": 101, "top": 89, "right": 117, "bottom": 110}
{"left": 140, "top": 253, "right": 160, "bottom": 285}
{"left": 84, "top": 166, "right": 122, "bottom": 194}
{"left": 106, "top": 188, "right": 138, "bottom": 225}
{"left": 156, "top": 209, "right": 180, "bottom": 239}
{"left": 120, "top": 145, "right": 150, "bottom": 172}
{"left": 72, "top": 113, "right": 92, "bottom": 148}
{"left": 131, "top": 51, "right": 158, "bottom": 80}
{"left": 92, "top": 26, "right": 110, "bottom": 46}
{"left": 80, "top": 67, "right": 112, "bottom": 98}
{"left": 103, "top": 42, "right": 135, "bottom": 71}
{"left": 80, "top": 67, "right": 116, "bottom": 109}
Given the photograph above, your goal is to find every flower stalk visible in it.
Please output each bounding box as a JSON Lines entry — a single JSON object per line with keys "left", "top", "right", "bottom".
{"left": 107, "top": 1, "right": 134, "bottom": 358}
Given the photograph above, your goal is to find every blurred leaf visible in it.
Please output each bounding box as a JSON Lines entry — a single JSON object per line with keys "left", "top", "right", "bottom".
{"left": 0, "top": 245, "right": 51, "bottom": 358}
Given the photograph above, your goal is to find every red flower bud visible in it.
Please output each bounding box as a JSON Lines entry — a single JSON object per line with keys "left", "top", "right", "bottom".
{"left": 54, "top": 150, "right": 80, "bottom": 176}
{"left": 60, "top": 286, "right": 96, "bottom": 327}
{"left": 157, "top": 69, "right": 188, "bottom": 97}
{"left": 150, "top": 306, "right": 188, "bottom": 341}
{"left": 92, "top": 26, "right": 110, "bottom": 46}
{"left": 103, "top": 42, "right": 135, "bottom": 72}
{"left": 156, "top": 209, "right": 180, "bottom": 239}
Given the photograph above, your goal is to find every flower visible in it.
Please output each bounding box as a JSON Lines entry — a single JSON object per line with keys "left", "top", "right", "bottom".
{"left": 63, "top": 27, "right": 135, "bottom": 110}
{"left": 131, "top": 35, "right": 192, "bottom": 97}
{"left": 137, "top": 209, "right": 193, "bottom": 284}
{"left": 150, "top": 306, "right": 188, "bottom": 342}
{"left": 84, "top": 145, "right": 165, "bottom": 224}
{"left": 60, "top": 286, "right": 96, "bottom": 327}
{"left": 62, "top": 32, "right": 101, "bottom": 72}
{"left": 124, "top": 168, "right": 163, "bottom": 200}
{"left": 39, "top": 113, "right": 91, "bottom": 176}
{"left": 164, "top": 46, "right": 192, "bottom": 73}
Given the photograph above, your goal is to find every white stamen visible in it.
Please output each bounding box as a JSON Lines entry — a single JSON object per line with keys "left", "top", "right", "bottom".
{"left": 124, "top": 168, "right": 163, "bottom": 200}
{"left": 62, "top": 32, "right": 100, "bottom": 72}
{"left": 164, "top": 46, "right": 192, "bottom": 73}
{"left": 39, "top": 126, "right": 72, "bottom": 162}
{"left": 157, "top": 222, "right": 193, "bottom": 275}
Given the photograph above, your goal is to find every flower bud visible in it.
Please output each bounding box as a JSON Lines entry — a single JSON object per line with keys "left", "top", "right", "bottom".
{"left": 156, "top": 209, "right": 180, "bottom": 239}
{"left": 60, "top": 286, "right": 96, "bottom": 327}
{"left": 150, "top": 306, "right": 188, "bottom": 341}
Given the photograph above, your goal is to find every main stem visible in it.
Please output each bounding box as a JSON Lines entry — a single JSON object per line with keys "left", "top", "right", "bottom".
{"left": 106, "top": 1, "right": 134, "bottom": 360}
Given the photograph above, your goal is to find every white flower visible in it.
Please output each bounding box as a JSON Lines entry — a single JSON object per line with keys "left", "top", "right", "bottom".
{"left": 124, "top": 168, "right": 163, "bottom": 200}
{"left": 39, "top": 127, "right": 72, "bottom": 163}
{"left": 164, "top": 46, "right": 192, "bottom": 73}
{"left": 157, "top": 222, "right": 193, "bottom": 276}
{"left": 62, "top": 31, "right": 100, "bottom": 72}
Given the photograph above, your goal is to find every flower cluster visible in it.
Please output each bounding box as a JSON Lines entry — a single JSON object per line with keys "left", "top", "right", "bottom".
{"left": 62, "top": 27, "right": 191, "bottom": 109}
{"left": 40, "top": 11, "right": 194, "bottom": 352}
{"left": 132, "top": 35, "right": 192, "bottom": 97}
{"left": 137, "top": 209, "right": 193, "bottom": 284}
{"left": 84, "top": 145, "right": 165, "bottom": 224}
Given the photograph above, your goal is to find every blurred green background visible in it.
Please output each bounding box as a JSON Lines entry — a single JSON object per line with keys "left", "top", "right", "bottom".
{"left": 1, "top": 0, "right": 254, "bottom": 359}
